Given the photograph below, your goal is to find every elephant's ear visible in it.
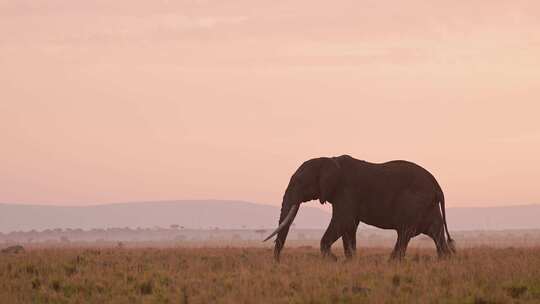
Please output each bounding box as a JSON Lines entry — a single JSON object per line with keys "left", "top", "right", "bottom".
{"left": 319, "top": 158, "right": 341, "bottom": 204}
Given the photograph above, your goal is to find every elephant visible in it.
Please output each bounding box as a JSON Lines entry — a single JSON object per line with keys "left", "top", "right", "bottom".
{"left": 264, "top": 155, "right": 455, "bottom": 261}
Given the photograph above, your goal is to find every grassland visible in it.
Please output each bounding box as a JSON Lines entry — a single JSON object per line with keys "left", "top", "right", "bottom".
{"left": 1, "top": 244, "right": 540, "bottom": 303}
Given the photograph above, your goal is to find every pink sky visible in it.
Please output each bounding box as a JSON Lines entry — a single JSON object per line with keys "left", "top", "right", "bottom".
{"left": 1, "top": 0, "right": 539, "bottom": 207}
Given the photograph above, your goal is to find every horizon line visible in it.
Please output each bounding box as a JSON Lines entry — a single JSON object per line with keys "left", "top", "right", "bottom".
{"left": 0, "top": 200, "right": 538, "bottom": 209}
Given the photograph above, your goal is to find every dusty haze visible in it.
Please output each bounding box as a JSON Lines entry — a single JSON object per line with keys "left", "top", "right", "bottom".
{"left": 1, "top": 0, "right": 539, "bottom": 207}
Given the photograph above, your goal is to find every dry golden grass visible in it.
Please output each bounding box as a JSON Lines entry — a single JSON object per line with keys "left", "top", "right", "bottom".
{"left": 1, "top": 245, "right": 539, "bottom": 303}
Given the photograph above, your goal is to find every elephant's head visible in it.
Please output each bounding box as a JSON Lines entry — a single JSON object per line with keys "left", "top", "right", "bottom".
{"left": 264, "top": 157, "right": 341, "bottom": 261}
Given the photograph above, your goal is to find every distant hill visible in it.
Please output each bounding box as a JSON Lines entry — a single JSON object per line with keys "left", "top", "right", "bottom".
{"left": 0, "top": 200, "right": 328, "bottom": 232}
{"left": 0, "top": 201, "right": 538, "bottom": 233}
{"left": 446, "top": 205, "right": 540, "bottom": 231}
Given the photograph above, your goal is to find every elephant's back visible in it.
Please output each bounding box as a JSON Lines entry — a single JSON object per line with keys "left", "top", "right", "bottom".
{"left": 381, "top": 160, "right": 431, "bottom": 173}
{"left": 369, "top": 160, "right": 442, "bottom": 194}
{"left": 375, "top": 160, "right": 435, "bottom": 176}
{"left": 336, "top": 156, "right": 443, "bottom": 194}
{"left": 341, "top": 156, "right": 431, "bottom": 174}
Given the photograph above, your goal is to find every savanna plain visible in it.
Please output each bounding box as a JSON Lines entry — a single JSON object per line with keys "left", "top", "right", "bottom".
{"left": 2, "top": 235, "right": 540, "bottom": 304}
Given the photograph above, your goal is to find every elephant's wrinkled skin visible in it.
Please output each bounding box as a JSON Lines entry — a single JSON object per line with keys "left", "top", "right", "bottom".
{"left": 266, "top": 155, "right": 455, "bottom": 261}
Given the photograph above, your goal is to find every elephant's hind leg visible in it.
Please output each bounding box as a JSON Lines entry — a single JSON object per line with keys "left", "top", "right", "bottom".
{"left": 390, "top": 227, "right": 415, "bottom": 261}
{"left": 421, "top": 204, "right": 453, "bottom": 258}
{"left": 425, "top": 219, "right": 453, "bottom": 258}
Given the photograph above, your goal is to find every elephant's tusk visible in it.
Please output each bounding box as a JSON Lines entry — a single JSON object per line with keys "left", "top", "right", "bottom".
{"left": 263, "top": 204, "right": 299, "bottom": 242}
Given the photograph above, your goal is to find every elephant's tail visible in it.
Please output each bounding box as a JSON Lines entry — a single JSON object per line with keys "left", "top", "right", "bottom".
{"left": 438, "top": 190, "right": 456, "bottom": 253}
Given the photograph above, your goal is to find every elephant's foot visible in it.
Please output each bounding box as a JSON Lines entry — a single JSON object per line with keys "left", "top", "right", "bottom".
{"left": 344, "top": 249, "right": 357, "bottom": 260}
{"left": 324, "top": 253, "right": 338, "bottom": 261}
{"left": 321, "top": 250, "right": 338, "bottom": 261}
{"left": 388, "top": 252, "right": 405, "bottom": 262}
{"left": 436, "top": 248, "right": 453, "bottom": 260}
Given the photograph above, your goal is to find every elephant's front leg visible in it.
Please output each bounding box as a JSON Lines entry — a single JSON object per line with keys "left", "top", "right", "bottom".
{"left": 342, "top": 218, "right": 360, "bottom": 259}
{"left": 342, "top": 228, "right": 357, "bottom": 259}
{"left": 320, "top": 217, "right": 341, "bottom": 261}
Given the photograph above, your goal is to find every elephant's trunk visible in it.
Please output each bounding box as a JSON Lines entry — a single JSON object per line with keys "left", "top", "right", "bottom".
{"left": 264, "top": 193, "right": 300, "bottom": 261}
{"left": 263, "top": 203, "right": 298, "bottom": 243}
